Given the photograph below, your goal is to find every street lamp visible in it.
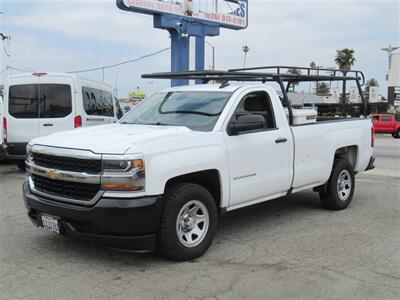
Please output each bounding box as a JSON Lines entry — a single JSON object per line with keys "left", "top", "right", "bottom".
{"left": 242, "top": 45, "right": 250, "bottom": 69}
{"left": 382, "top": 44, "right": 400, "bottom": 71}
{"left": 205, "top": 40, "right": 215, "bottom": 70}
{"left": 381, "top": 44, "right": 400, "bottom": 81}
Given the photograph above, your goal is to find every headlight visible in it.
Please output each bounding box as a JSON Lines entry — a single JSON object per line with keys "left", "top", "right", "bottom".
{"left": 102, "top": 159, "right": 143, "bottom": 172}
{"left": 101, "top": 155, "right": 145, "bottom": 192}
{"left": 26, "top": 144, "right": 33, "bottom": 163}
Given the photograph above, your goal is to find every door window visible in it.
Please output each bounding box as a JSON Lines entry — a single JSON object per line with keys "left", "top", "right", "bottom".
{"left": 382, "top": 116, "right": 392, "bottom": 122}
{"left": 229, "top": 91, "right": 276, "bottom": 132}
{"left": 114, "top": 98, "right": 124, "bottom": 119}
{"left": 8, "top": 84, "right": 38, "bottom": 118}
{"left": 100, "top": 90, "right": 114, "bottom": 117}
{"left": 82, "top": 87, "right": 114, "bottom": 117}
{"left": 39, "top": 84, "right": 72, "bottom": 118}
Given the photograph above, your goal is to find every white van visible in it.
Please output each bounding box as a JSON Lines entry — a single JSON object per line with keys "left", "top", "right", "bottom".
{"left": 3, "top": 72, "right": 124, "bottom": 168}
{"left": 0, "top": 94, "right": 5, "bottom": 160}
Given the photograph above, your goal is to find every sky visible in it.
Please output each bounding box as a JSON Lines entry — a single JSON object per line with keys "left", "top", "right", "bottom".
{"left": 0, "top": 0, "right": 399, "bottom": 98}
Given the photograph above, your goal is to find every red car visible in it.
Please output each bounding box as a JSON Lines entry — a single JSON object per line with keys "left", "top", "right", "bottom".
{"left": 372, "top": 114, "right": 400, "bottom": 139}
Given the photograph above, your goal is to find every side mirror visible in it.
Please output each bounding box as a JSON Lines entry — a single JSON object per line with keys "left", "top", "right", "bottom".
{"left": 229, "top": 115, "right": 266, "bottom": 135}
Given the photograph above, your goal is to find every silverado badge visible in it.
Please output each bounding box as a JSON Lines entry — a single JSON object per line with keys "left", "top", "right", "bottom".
{"left": 46, "top": 169, "right": 58, "bottom": 179}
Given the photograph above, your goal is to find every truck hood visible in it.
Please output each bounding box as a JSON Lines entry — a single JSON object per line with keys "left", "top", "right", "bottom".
{"left": 31, "top": 124, "right": 193, "bottom": 154}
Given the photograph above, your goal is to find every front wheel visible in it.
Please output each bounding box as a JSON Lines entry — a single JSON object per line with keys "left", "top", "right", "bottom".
{"left": 157, "top": 183, "right": 218, "bottom": 261}
{"left": 320, "top": 159, "right": 355, "bottom": 210}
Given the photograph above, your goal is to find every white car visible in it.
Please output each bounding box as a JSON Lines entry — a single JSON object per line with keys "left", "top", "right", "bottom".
{"left": 22, "top": 68, "right": 375, "bottom": 261}
{"left": 2, "top": 72, "right": 124, "bottom": 169}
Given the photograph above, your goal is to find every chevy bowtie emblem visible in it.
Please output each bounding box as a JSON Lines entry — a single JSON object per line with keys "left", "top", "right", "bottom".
{"left": 47, "top": 169, "right": 58, "bottom": 179}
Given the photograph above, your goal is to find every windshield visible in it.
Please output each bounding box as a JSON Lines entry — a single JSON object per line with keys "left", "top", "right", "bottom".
{"left": 120, "top": 91, "right": 232, "bottom": 131}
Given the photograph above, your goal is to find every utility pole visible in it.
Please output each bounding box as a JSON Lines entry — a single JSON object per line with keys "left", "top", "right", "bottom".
{"left": 1, "top": 32, "right": 11, "bottom": 78}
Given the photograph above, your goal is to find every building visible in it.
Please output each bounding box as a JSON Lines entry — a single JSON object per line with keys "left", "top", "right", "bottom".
{"left": 388, "top": 53, "right": 400, "bottom": 107}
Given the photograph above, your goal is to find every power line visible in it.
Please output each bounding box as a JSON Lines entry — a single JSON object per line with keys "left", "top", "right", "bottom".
{"left": 68, "top": 47, "right": 171, "bottom": 74}
{"left": 9, "top": 65, "right": 34, "bottom": 72}
{"left": 1, "top": 66, "right": 34, "bottom": 73}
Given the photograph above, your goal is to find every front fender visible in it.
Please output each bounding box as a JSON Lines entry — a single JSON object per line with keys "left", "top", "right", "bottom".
{"left": 145, "top": 145, "right": 230, "bottom": 208}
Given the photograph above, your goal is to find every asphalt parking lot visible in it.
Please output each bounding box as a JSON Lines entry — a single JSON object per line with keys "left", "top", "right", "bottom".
{"left": 0, "top": 135, "right": 399, "bottom": 300}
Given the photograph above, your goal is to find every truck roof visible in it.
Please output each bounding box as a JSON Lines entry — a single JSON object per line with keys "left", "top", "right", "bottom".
{"left": 5, "top": 72, "right": 113, "bottom": 89}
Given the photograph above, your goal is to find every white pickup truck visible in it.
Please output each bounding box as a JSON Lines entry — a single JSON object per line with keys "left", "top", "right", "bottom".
{"left": 23, "top": 68, "right": 375, "bottom": 261}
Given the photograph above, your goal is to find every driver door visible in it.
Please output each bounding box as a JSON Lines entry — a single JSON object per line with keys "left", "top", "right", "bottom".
{"left": 224, "top": 90, "right": 293, "bottom": 208}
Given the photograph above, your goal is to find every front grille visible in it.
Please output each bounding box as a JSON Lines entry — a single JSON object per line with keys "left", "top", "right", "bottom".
{"left": 32, "top": 153, "right": 101, "bottom": 174}
{"left": 32, "top": 175, "right": 100, "bottom": 202}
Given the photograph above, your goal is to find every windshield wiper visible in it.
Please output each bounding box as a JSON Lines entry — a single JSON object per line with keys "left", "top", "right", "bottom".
{"left": 145, "top": 122, "right": 172, "bottom": 126}
{"left": 120, "top": 121, "right": 172, "bottom": 126}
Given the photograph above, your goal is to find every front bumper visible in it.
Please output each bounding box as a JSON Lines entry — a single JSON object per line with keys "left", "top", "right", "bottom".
{"left": 23, "top": 181, "right": 163, "bottom": 251}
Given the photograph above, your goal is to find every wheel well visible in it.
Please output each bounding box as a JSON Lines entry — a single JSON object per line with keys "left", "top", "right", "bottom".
{"left": 334, "top": 146, "right": 358, "bottom": 169}
{"left": 165, "top": 170, "right": 222, "bottom": 209}
{"left": 314, "top": 145, "right": 358, "bottom": 194}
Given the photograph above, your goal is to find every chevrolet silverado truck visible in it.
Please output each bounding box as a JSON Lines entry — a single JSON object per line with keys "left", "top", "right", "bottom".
{"left": 372, "top": 114, "right": 400, "bottom": 138}
{"left": 23, "top": 67, "right": 375, "bottom": 261}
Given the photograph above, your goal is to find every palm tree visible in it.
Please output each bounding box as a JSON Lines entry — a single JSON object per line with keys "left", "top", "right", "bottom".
{"left": 287, "top": 67, "right": 302, "bottom": 91}
{"left": 335, "top": 48, "right": 356, "bottom": 70}
{"left": 316, "top": 82, "right": 330, "bottom": 94}
{"left": 335, "top": 49, "right": 356, "bottom": 115}
{"left": 364, "top": 78, "right": 379, "bottom": 95}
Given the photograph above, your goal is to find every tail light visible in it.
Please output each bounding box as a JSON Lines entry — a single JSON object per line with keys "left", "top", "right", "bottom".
{"left": 371, "top": 126, "right": 375, "bottom": 148}
{"left": 74, "top": 115, "right": 82, "bottom": 128}
{"left": 32, "top": 72, "right": 47, "bottom": 77}
{"left": 3, "top": 117, "right": 7, "bottom": 144}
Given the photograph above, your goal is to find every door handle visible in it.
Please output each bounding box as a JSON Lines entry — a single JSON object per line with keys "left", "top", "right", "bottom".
{"left": 43, "top": 123, "right": 54, "bottom": 127}
{"left": 275, "top": 137, "right": 287, "bottom": 144}
{"left": 86, "top": 118, "right": 105, "bottom": 122}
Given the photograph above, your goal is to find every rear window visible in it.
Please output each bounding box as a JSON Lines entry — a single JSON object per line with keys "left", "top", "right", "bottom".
{"left": 9, "top": 84, "right": 39, "bottom": 118}
{"left": 8, "top": 84, "right": 72, "bottom": 119}
{"left": 39, "top": 84, "right": 72, "bottom": 118}
{"left": 82, "top": 87, "right": 114, "bottom": 117}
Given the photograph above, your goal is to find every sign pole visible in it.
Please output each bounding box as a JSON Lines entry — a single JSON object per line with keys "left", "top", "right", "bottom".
{"left": 169, "top": 29, "right": 190, "bottom": 87}
{"left": 195, "top": 36, "right": 205, "bottom": 84}
{"left": 117, "top": 0, "right": 248, "bottom": 87}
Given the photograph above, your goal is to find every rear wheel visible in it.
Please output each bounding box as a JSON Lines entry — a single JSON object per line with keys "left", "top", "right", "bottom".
{"left": 320, "top": 159, "right": 355, "bottom": 210}
{"left": 157, "top": 183, "right": 217, "bottom": 261}
{"left": 393, "top": 129, "right": 400, "bottom": 139}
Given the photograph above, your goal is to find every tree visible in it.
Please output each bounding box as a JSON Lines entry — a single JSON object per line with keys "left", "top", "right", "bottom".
{"left": 316, "top": 82, "right": 330, "bottom": 94}
{"left": 364, "top": 78, "right": 379, "bottom": 94}
{"left": 287, "top": 67, "right": 302, "bottom": 91}
{"left": 335, "top": 48, "right": 356, "bottom": 70}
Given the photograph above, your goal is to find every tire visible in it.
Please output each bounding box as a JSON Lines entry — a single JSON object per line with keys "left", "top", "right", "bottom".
{"left": 16, "top": 160, "right": 26, "bottom": 172}
{"left": 157, "top": 183, "right": 218, "bottom": 261}
{"left": 393, "top": 129, "right": 400, "bottom": 139}
{"left": 319, "top": 159, "right": 355, "bottom": 210}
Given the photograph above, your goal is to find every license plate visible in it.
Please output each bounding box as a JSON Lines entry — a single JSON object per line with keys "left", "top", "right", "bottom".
{"left": 41, "top": 215, "right": 60, "bottom": 234}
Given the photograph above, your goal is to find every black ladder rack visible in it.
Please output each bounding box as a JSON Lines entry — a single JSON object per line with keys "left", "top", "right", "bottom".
{"left": 142, "top": 66, "right": 368, "bottom": 124}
